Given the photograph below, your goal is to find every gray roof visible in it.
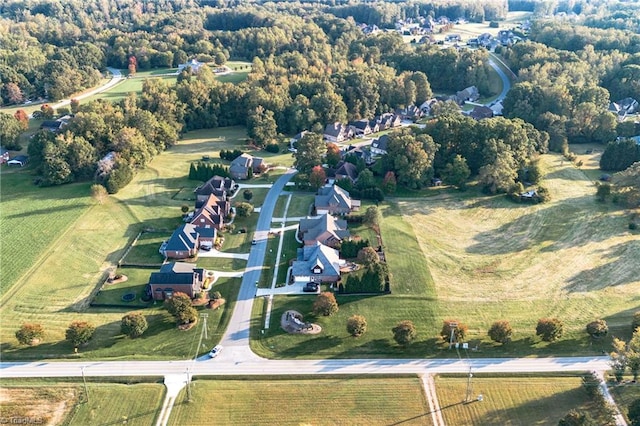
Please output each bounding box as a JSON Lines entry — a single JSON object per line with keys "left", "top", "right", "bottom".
{"left": 315, "top": 185, "right": 355, "bottom": 212}
{"left": 149, "top": 262, "right": 204, "bottom": 285}
{"left": 165, "top": 224, "right": 199, "bottom": 252}
{"left": 195, "top": 175, "right": 234, "bottom": 197}
{"left": 371, "top": 134, "right": 390, "bottom": 151}
{"left": 298, "top": 213, "right": 350, "bottom": 244}
{"left": 324, "top": 122, "right": 347, "bottom": 138}
{"left": 291, "top": 242, "right": 341, "bottom": 278}
{"left": 334, "top": 161, "right": 358, "bottom": 182}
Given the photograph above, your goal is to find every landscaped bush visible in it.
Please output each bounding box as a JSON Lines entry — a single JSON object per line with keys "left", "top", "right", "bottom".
{"left": 343, "top": 263, "right": 388, "bottom": 294}
{"left": 65, "top": 321, "right": 96, "bottom": 349}
{"left": 440, "top": 320, "right": 468, "bottom": 344}
{"left": 219, "top": 149, "right": 243, "bottom": 161}
{"left": 265, "top": 143, "right": 280, "bottom": 153}
{"left": 312, "top": 292, "right": 338, "bottom": 316}
{"left": 392, "top": 320, "right": 417, "bottom": 346}
{"left": 346, "top": 315, "right": 367, "bottom": 337}
{"left": 586, "top": 319, "right": 608, "bottom": 339}
{"left": 121, "top": 312, "right": 148, "bottom": 338}
{"left": 488, "top": 320, "right": 513, "bottom": 344}
{"left": 536, "top": 317, "right": 564, "bottom": 341}
{"left": 15, "top": 323, "right": 45, "bottom": 346}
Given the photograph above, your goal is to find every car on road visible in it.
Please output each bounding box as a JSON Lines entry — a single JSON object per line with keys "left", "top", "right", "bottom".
{"left": 251, "top": 239, "right": 257, "bottom": 245}
{"left": 208, "top": 345, "right": 223, "bottom": 358}
{"left": 303, "top": 282, "right": 319, "bottom": 292}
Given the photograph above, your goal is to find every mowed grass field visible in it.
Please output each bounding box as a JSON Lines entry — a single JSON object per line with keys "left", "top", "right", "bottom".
{"left": 169, "top": 377, "right": 430, "bottom": 426}
{"left": 435, "top": 375, "right": 606, "bottom": 425}
{"left": 0, "top": 126, "right": 253, "bottom": 360}
{"left": 251, "top": 153, "right": 639, "bottom": 359}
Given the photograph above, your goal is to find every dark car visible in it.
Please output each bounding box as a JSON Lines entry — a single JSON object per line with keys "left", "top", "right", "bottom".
{"left": 303, "top": 282, "right": 319, "bottom": 292}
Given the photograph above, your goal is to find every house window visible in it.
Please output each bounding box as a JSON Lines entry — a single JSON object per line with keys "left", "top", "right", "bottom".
{"left": 313, "top": 267, "right": 322, "bottom": 274}
{"left": 200, "top": 219, "right": 205, "bottom": 223}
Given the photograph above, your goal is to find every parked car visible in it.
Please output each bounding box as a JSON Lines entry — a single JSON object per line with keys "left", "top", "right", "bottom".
{"left": 303, "top": 282, "right": 319, "bottom": 292}
{"left": 208, "top": 345, "right": 223, "bottom": 358}
{"left": 251, "top": 239, "right": 257, "bottom": 245}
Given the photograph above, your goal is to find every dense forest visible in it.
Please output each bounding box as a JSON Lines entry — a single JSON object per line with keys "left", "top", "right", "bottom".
{"left": 1, "top": 0, "right": 638, "bottom": 199}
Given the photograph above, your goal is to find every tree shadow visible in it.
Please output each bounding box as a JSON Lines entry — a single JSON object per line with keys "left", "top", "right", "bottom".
{"left": 564, "top": 240, "right": 640, "bottom": 292}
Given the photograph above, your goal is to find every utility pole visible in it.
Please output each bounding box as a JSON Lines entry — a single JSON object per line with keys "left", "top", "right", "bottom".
{"left": 465, "top": 367, "right": 473, "bottom": 402}
{"left": 81, "top": 366, "right": 89, "bottom": 403}
{"left": 187, "top": 313, "right": 208, "bottom": 404}
{"left": 448, "top": 321, "right": 458, "bottom": 349}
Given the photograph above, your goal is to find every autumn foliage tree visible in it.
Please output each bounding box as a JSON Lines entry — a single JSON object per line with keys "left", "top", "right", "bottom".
{"left": 128, "top": 56, "right": 137, "bottom": 76}
{"left": 440, "top": 320, "right": 468, "bottom": 343}
{"left": 488, "top": 320, "right": 513, "bottom": 344}
{"left": 309, "top": 165, "right": 327, "bottom": 190}
{"left": 536, "top": 318, "right": 564, "bottom": 342}
{"left": 165, "top": 292, "right": 197, "bottom": 325}
{"left": 586, "top": 319, "right": 608, "bottom": 339}
{"left": 346, "top": 315, "right": 367, "bottom": 337}
{"left": 121, "top": 312, "right": 148, "bottom": 338}
{"left": 13, "top": 109, "right": 29, "bottom": 130}
{"left": 392, "top": 320, "right": 417, "bottom": 346}
{"left": 312, "top": 292, "right": 338, "bottom": 316}
{"left": 15, "top": 323, "right": 45, "bottom": 345}
{"left": 65, "top": 321, "right": 96, "bottom": 348}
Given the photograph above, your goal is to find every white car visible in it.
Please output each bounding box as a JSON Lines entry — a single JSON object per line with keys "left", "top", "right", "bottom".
{"left": 208, "top": 345, "right": 223, "bottom": 358}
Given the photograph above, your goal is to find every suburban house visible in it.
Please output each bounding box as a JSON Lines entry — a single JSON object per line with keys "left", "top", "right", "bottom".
{"left": 315, "top": 185, "right": 361, "bottom": 215}
{"left": 343, "top": 145, "right": 373, "bottom": 165}
{"left": 298, "top": 213, "right": 350, "bottom": 247}
{"left": 395, "top": 105, "right": 424, "bottom": 121}
{"left": 7, "top": 155, "right": 28, "bottom": 167}
{"left": 419, "top": 99, "right": 438, "bottom": 116}
{"left": 376, "top": 112, "right": 402, "bottom": 130}
{"left": 194, "top": 175, "right": 236, "bottom": 208}
{"left": 147, "top": 262, "right": 207, "bottom": 300}
{"left": 444, "top": 33, "right": 461, "bottom": 42}
{"left": 190, "top": 193, "right": 230, "bottom": 230}
{"left": 40, "top": 120, "right": 65, "bottom": 132}
{"left": 0, "top": 147, "right": 10, "bottom": 164}
{"left": 291, "top": 241, "right": 344, "bottom": 284}
{"left": 323, "top": 122, "right": 353, "bottom": 143}
{"left": 371, "top": 134, "right": 390, "bottom": 156}
{"left": 469, "top": 105, "right": 494, "bottom": 121}
{"left": 455, "top": 86, "right": 480, "bottom": 104}
{"left": 178, "top": 59, "right": 205, "bottom": 73}
{"left": 161, "top": 223, "right": 202, "bottom": 259}
{"left": 334, "top": 161, "right": 359, "bottom": 183}
{"left": 289, "top": 130, "right": 309, "bottom": 152}
{"left": 229, "top": 153, "right": 264, "bottom": 180}
{"left": 349, "top": 119, "right": 373, "bottom": 136}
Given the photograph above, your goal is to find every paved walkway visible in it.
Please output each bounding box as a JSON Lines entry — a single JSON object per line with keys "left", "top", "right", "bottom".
{"left": 422, "top": 374, "right": 446, "bottom": 426}
{"left": 595, "top": 370, "right": 628, "bottom": 426}
{"left": 156, "top": 374, "right": 189, "bottom": 426}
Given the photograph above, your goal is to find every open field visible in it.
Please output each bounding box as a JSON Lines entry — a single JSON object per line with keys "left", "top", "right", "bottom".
{"left": 435, "top": 375, "right": 607, "bottom": 425}
{"left": 251, "top": 153, "right": 639, "bottom": 359}
{"left": 66, "top": 383, "right": 164, "bottom": 426}
{"left": 169, "top": 377, "right": 429, "bottom": 425}
{"left": 0, "top": 126, "right": 251, "bottom": 360}
{"left": 0, "top": 383, "right": 80, "bottom": 425}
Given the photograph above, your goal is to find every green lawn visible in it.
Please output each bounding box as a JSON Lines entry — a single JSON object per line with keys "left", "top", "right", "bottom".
{"left": 609, "top": 380, "right": 640, "bottom": 424}
{"left": 0, "top": 170, "right": 94, "bottom": 297}
{"left": 196, "top": 256, "right": 247, "bottom": 272}
{"left": 66, "top": 383, "right": 165, "bottom": 426}
{"left": 121, "top": 232, "right": 168, "bottom": 265}
{"left": 259, "top": 230, "right": 299, "bottom": 288}
{"left": 0, "top": 126, "right": 250, "bottom": 360}
{"left": 273, "top": 191, "right": 314, "bottom": 218}
{"left": 169, "top": 377, "right": 429, "bottom": 425}
{"left": 435, "top": 375, "right": 608, "bottom": 426}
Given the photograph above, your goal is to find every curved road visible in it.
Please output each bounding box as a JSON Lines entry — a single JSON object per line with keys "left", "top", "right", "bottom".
{"left": 487, "top": 53, "right": 514, "bottom": 104}
{"left": 50, "top": 67, "right": 123, "bottom": 110}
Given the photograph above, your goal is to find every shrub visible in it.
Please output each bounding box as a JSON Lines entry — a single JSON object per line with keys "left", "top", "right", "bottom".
{"left": 586, "top": 319, "right": 608, "bottom": 339}
{"left": 243, "top": 189, "right": 253, "bottom": 201}
{"left": 631, "top": 222, "right": 638, "bottom": 230}
{"left": 235, "top": 202, "right": 254, "bottom": 217}
{"left": 265, "top": 143, "right": 280, "bottom": 153}
{"left": 165, "top": 292, "right": 197, "bottom": 325}
{"left": 628, "top": 398, "right": 640, "bottom": 426}
{"left": 536, "top": 318, "right": 564, "bottom": 341}
{"left": 488, "top": 320, "right": 513, "bottom": 344}
{"left": 65, "top": 321, "right": 96, "bottom": 348}
{"left": 211, "top": 291, "right": 222, "bottom": 300}
{"left": 346, "top": 315, "right": 367, "bottom": 337}
{"left": 633, "top": 311, "right": 640, "bottom": 332}
{"left": 339, "top": 239, "right": 369, "bottom": 258}
{"left": 357, "top": 246, "right": 379, "bottom": 266}
{"left": 440, "top": 320, "right": 468, "bottom": 344}
{"left": 121, "top": 312, "right": 148, "bottom": 338}
{"left": 15, "top": 323, "right": 45, "bottom": 345}
{"left": 312, "top": 292, "right": 338, "bottom": 316}
{"left": 558, "top": 410, "right": 596, "bottom": 426}
{"left": 181, "top": 204, "right": 190, "bottom": 213}
{"left": 489, "top": 21, "right": 499, "bottom": 28}
{"left": 392, "top": 320, "right": 417, "bottom": 346}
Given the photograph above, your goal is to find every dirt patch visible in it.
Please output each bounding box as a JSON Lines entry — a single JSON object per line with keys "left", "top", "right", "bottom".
{"left": 0, "top": 387, "right": 78, "bottom": 426}
{"left": 106, "top": 274, "right": 128, "bottom": 285}
{"left": 281, "top": 310, "right": 321, "bottom": 334}
{"left": 178, "top": 317, "right": 198, "bottom": 331}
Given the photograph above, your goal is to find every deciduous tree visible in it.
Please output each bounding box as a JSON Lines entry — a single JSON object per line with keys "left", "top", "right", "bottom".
{"left": 440, "top": 320, "right": 468, "bottom": 343}
{"left": 235, "top": 202, "right": 253, "bottom": 217}
{"left": 15, "top": 323, "right": 44, "bottom": 346}
{"left": 294, "top": 133, "right": 326, "bottom": 173}
{"left": 442, "top": 155, "right": 470, "bottom": 190}
{"left": 357, "top": 246, "right": 379, "bottom": 266}
{"left": 165, "top": 292, "right": 197, "bottom": 325}
{"left": 536, "top": 318, "right": 564, "bottom": 342}
{"left": 312, "top": 292, "right": 338, "bottom": 316}
{"left": 488, "top": 320, "right": 513, "bottom": 344}
{"left": 392, "top": 320, "right": 417, "bottom": 346}
{"left": 586, "top": 319, "right": 608, "bottom": 339}
{"left": 309, "top": 165, "right": 327, "bottom": 190}
{"left": 347, "top": 315, "right": 367, "bottom": 337}
{"left": 363, "top": 206, "right": 382, "bottom": 229}
{"left": 91, "top": 184, "right": 108, "bottom": 204}
{"left": 121, "top": 312, "right": 148, "bottom": 338}
{"left": 65, "top": 321, "right": 96, "bottom": 348}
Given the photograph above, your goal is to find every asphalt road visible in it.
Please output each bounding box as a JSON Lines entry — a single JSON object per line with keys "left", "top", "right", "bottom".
{"left": 487, "top": 53, "right": 513, "bottom": 103}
